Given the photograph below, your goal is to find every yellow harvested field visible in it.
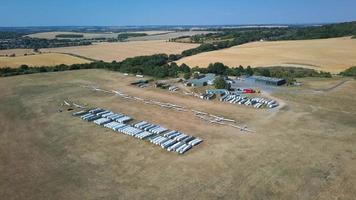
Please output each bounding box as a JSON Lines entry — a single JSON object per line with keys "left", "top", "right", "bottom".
{"left": 176, "top": 37, "right": 356, "bottom": 73}
{"left": 42, "top": 40, "right": 199, "bottom": 62}
{"left": 0, "top": 53, "right": 90, "bottom": 68}
{"left": 0, "top": 49, "right": 35, "bottom": 56}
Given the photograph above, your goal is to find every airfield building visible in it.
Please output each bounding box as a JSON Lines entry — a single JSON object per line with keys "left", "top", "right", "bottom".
{"left": 186, "top": 73, "right": 216, "bottom": 87}
{"left": 248, "top": 76, "right": 286, "bottom": 86}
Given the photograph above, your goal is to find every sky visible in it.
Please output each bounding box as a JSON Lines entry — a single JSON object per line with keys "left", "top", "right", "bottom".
{"left": 1, "top": 0, "right": 356, "bottom": 26}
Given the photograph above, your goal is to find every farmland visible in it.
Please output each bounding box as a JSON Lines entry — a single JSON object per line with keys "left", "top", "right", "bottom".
{"left": 127, "top": 31, "right": 215, "bottom": 41}
{"left": 41, "top": 40, "right": 199, "bottom": 62}
{"left": 0, "top": 49, "right": 35, "bottom": 57}
{"left": 26, "top": 31, "right": 173, "bottom": 40}
{"left": 26, "top": 31, "right": 205, "bottom": 40}
{"left": 176, "top": 37, "right": 356, "bottom": 73}
{"left": 0, "top": 53, "right": 90, "bottom": 68}
{"left": 0, "top": 69, "right": 355, "bottom": 199}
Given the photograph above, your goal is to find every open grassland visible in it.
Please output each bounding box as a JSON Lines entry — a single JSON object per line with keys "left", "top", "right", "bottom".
{"left": 0, "top": 53, "right": 90, "bottom": 68}
{"left": 0, "top": 69, "right": 355, "bottom": 199}
{"left": 41, "top": 40, "right": 199, "bottom": 62}
{"left": 177, "top": 37, "right": 356, "bottom": 73}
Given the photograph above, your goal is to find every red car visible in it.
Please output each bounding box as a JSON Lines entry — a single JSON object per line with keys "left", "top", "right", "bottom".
{"left": 243, "top": 89, "right": 255, "bottom": 93}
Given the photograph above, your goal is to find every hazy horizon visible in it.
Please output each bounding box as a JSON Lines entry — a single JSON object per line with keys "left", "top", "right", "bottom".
{"left": 1, "top": 0, "right": 356, "bottom": 27}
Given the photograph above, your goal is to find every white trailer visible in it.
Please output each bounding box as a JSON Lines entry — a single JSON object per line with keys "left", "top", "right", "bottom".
{"left": 167, "top": 142, "right": 184, "bottom": 152}
{"left": 94, "top": 118, "right": 112, "bottom": 125}
{"left": 189, "top": 138, "right": 203, "bottom": 146}
{"left": 102, "top": 112, "right": 114, "bottom": 118}
{"left": 89, "top": 108, "right": 104, "bottom": 114}
{"left": 176, "top": 144, "right": 188, "bottom": 153}
{"left": 179, "top": 144, "right": 192, "bottom": 154}
{"left": 113, "top": 124, "right": 127, "bottom": 131}
{"left": 116, "top": 116, "right": 132, "bottom": 123}
{"left": 161, "top": 139, "right": 176, "bottom": 149}
{"left": 164, "top": 131, "right": 177, "bottom": 137}
{"left": 168, "top": 133, "right": 180, "bottom": 139}
{"left": 73, "top": 110, "right": 87, "bottom": 116}
{"left": 96, "top": 110, "right": 110, "bottom": 116}
{"left": 134, "top": 121, "right": 148, "bottom": 128}
{"left": 81, "top": 113, "right": 93, "bottom": 119}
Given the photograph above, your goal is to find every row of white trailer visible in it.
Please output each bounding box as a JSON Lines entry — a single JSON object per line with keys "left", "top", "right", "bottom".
{"left": 148, "top": 132, "right": 202, "bottom": 154}
{"left": 78, "top": 108, "right": 133, "bottom": 124}
{"left": 220, "top": 94, "right": 279, "bottom": 109}
{"left": 73, "top": 108, "right": 203, "bottom": 155}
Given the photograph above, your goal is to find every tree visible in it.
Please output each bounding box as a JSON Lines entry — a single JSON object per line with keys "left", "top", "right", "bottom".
{"left": 246, "top": 66, "right": 254, "bottom": 76}
{"left": 19, "top": 65, "right": 29, "bottom": 70}
{"left": 214, "top": 77, "right": 228, "bottom": 89}
{"left": 179, "top": 63, "right": 191, "bottom": 73}
{"left": 184, "top": 73, "right": 191, "bottom": 80}
{"left": 193, "top": 72, "right": 200, "bottom": 79}
{"left": 207, "top": 62, "right": 228, "bottom": 75}
{"left": 260, "top": 68, "right": 271, "bottom": 77}
{"left": 168, "top": 54, "right": 182, "bottom": 61}
{"left": 170, "top": 62, "right": 179, "bottom": 68}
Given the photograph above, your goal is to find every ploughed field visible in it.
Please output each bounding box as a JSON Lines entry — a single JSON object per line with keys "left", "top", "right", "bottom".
{"left": 41, "top": 40, "right": 199, "bottom": 62}
{"left": 176, "top": 37, "right": 356, "bottom": 73}
{"left": 0, "top": 53, "right": 90, "bottom": 68}
{"left": 0, "top": 69, "right": 355, "bottom": 199}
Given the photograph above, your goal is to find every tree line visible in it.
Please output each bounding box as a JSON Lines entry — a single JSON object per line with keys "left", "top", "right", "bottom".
{"left": 0, "top": 31, "right": 25, "bottom": 39}
{"left": 0, "top": 53, "right": 335, "bottom": 85}
{"left": 339, "top": 66, "right": 356, "bottom": 77}
{"left": 0, "top": 37, "right": 92, "bottom": 50}
{"left": 55, "top": 34, "right": 84, "bottom": 38}
{"left": 0, "top": 54, "right": 187, "bottom": 78}
{"left": 117, "top": 33, "right": 147, "bottom": 41}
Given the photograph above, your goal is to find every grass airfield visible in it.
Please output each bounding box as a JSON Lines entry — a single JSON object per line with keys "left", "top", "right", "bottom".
{"left": 0, "top": 70, "right": 356, "bottom": 199}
